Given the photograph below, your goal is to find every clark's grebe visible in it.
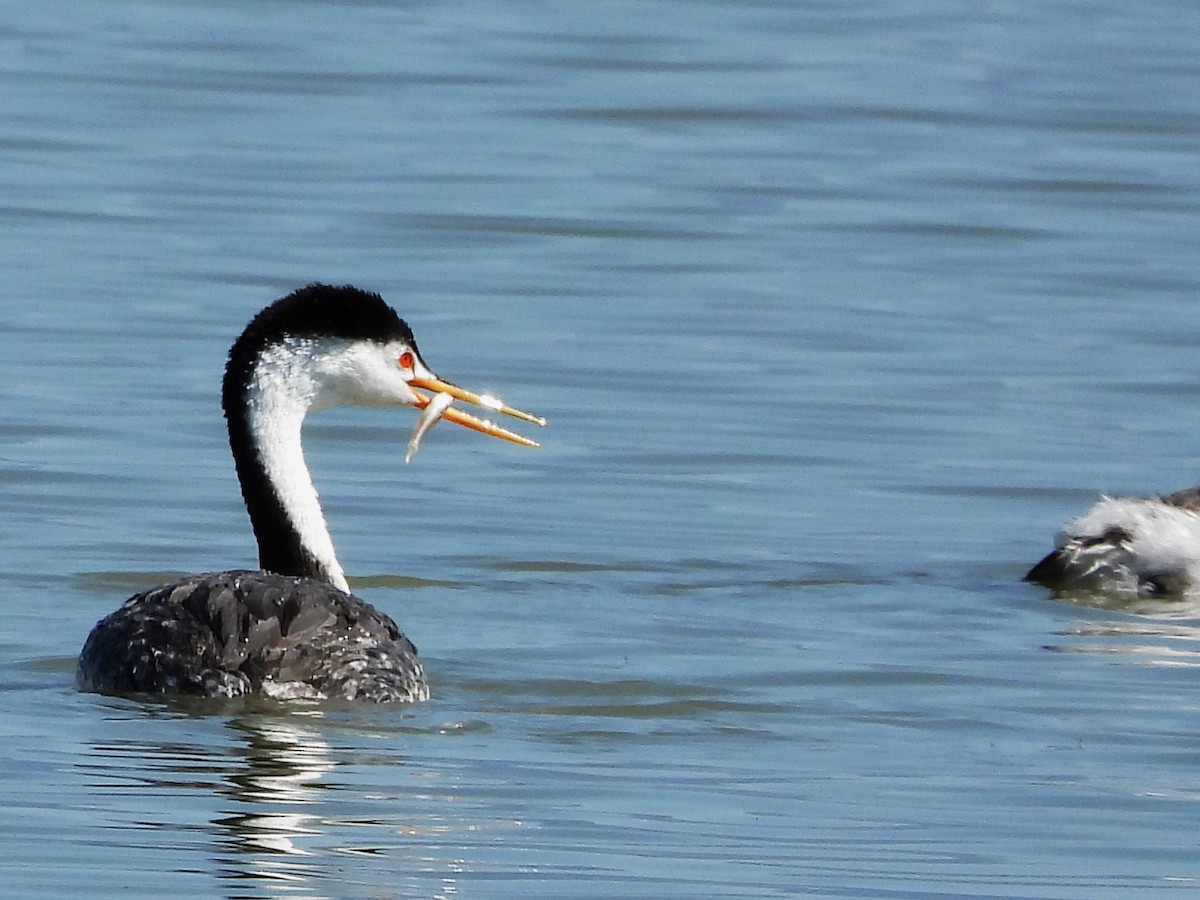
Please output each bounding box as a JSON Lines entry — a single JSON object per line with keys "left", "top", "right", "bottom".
{"left": 77, "top": 284, "right": 545, "bottom": 701}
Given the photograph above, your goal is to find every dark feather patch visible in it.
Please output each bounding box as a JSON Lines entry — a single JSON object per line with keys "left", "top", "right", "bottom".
{"left": 1162, "top": 485, "right": 1200, "bottom": 512}
{"left": 77, "top": 570, "right": 426, "bottom": 702}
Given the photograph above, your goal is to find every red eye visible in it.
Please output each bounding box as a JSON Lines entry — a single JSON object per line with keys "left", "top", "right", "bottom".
{"left": 398, "top": 351, "right": 415, "bottom": 370}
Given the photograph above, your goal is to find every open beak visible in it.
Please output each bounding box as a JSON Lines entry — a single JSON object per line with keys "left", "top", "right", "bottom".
{"left": 408, "top": 374, "right": 547, "bottom": 450}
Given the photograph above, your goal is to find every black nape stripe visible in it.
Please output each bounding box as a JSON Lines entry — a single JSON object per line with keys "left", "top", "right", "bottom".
{"left": 220, "top": 284, "right": 417, "bottom": 581}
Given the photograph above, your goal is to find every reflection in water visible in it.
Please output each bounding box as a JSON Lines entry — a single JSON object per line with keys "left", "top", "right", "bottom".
{"left": 79, "top": 705, "right": 468, "bottom": 898}
{"left": 1049, "top": 612, "right": 1200, "bottom": 667}
{"left": 214, "top": 712, "right": 335, "bottom": 883}
{"left": 1041, "top": 586, "right": 1200, "bottom": 663}
{"left": 1049, "top": 587, "right": 1200, "bottom": 619}
{"left": 1039, "top": 581, "right": 1200, "bottom": 662}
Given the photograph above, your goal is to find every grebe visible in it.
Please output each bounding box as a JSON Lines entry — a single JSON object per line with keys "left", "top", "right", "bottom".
{"left": 1025, "top": 487, "right": 1200, "bottom": 600}
{"left": 77, "top": 284, "right": 545, "bottom": 701}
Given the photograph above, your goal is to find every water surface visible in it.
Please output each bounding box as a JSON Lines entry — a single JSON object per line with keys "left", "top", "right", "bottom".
{"left": 4, "top": 1, "right": 1200, "bottom": 896}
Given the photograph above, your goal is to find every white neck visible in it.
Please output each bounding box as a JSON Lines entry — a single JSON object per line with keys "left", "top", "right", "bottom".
{"left": 246, "top": 340, "right": 349, "bottom": 593}
{"left": 235, "top": 334, "right": 424, "bottom": 593}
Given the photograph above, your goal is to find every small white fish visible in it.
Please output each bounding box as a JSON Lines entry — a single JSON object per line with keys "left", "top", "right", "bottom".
{"left": 406, "top": 390, "right": 455, "bottom": 463}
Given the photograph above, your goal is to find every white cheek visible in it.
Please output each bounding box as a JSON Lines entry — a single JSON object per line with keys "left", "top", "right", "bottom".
{"left": 309, "top": 342, "right": 421, "bottom": 409}
{"left": 353, "top": 355, "right": 421, "bottom": 407}
{"left": 380, "top": 368, "right": 422, "bottom": 405}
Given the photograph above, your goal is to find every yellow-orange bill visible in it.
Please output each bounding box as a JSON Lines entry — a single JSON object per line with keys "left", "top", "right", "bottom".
{"left": 412, "top": 390, "right": 541, "bottom": 448}
{"left": 409, "top": 376, "right": 548, "bottom": 428}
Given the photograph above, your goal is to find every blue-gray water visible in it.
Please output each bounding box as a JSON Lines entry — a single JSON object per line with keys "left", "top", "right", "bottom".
{"left": 4, "top": 1, "right": 1200, "bottom": 896}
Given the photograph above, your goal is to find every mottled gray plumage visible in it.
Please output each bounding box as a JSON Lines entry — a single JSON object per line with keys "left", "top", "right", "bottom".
{"left": 1025, "top": 488, "right": 1200, "bottom": 600}
{"left": 77, "top": 570, "right": 427, "bottom": 702}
